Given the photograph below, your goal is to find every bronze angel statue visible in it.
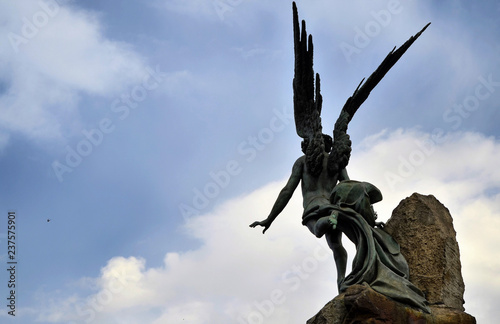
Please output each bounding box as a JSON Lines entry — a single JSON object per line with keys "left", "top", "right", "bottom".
{"left": 250, "top": 2, "right": 431, "bottom": 313}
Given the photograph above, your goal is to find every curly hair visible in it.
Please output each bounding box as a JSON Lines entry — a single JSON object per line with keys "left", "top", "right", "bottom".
{"left": 327, "top": 132, "right": 352, "bottom": 176}
{"left": 301, "top": 133, "right": 334, "bottom": 177}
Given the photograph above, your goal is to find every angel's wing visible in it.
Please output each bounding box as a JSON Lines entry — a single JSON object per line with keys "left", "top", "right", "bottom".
{"left": 328, "top": 23, "right": 431, "bottom": 175}
{"left": 292, "top": 2, "right": 325, "bottom": 176}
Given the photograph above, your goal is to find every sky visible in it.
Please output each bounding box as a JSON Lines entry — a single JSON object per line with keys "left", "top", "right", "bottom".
{"left": 0, "top": 0, "right": 499, "bottom": 323}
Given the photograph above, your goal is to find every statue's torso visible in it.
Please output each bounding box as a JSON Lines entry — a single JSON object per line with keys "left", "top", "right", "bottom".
{"left": 301, "top": 153, "right": 339, "bottom": 212}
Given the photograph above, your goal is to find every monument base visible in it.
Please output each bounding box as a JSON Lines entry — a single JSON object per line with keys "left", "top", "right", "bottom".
{"left": 306, "top": 284, "right": 476, "bottom": 324}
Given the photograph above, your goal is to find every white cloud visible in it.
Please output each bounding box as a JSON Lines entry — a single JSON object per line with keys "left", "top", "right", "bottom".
{"left": 150, "top": 302, "right": 215, "bottom": 324}
{"left": 349, "top": 129, "right": 500, "bottom": 214}
{"left": 0, "top": 0, "right": 147, "bottom": 143}
{"left": 36, "top": 128, "right": 499, "bottom": 323}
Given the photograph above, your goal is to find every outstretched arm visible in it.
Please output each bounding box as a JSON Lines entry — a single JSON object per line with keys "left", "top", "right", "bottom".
{"left": 250, "top": 157, "right": 304, "bottom": 233}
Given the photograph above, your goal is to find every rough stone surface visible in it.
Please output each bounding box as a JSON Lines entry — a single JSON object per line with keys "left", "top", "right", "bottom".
{"left": 384, "top": 193, "right": 465, "bottom": 311}
{"left": 307, "top": 284, "right": 476, "bottom": 324}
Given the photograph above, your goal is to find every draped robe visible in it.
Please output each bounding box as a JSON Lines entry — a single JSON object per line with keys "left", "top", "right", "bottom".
{"left": 303, "top": 180, "right": 430, "bottom": 313}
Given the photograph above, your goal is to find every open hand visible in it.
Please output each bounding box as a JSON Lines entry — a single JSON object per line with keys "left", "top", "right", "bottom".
{"left": 249, "top": 219, "right": 271, "bottom": 234}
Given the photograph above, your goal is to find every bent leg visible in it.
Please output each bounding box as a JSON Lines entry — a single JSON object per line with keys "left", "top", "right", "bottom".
{"left": 307, "top": 212, "right": 338, "bottom": 238}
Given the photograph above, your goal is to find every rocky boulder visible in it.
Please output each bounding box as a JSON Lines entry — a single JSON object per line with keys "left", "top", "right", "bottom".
{"left": 384, "top": 193, "right": 465, "bottom": 310}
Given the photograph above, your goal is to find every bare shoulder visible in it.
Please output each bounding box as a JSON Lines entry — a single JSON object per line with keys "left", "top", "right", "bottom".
{"left": 294, "top": 155, "right": 305, "bottom": 167}
{"left": 291, "top": 155, "right": 305, "bottom": 174}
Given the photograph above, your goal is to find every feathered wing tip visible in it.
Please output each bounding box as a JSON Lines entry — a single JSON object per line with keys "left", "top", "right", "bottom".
{"left": 341, "top": 22, "right": 431, "bottom": 122}
{"left": 292, "top": 2, "right": 325, "bottom": 176}
{"left": 328, "top": 22, "right": 431, "bottom": 175}
{"left": 293, "top": 2, "right": 321, "bottom": 138}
